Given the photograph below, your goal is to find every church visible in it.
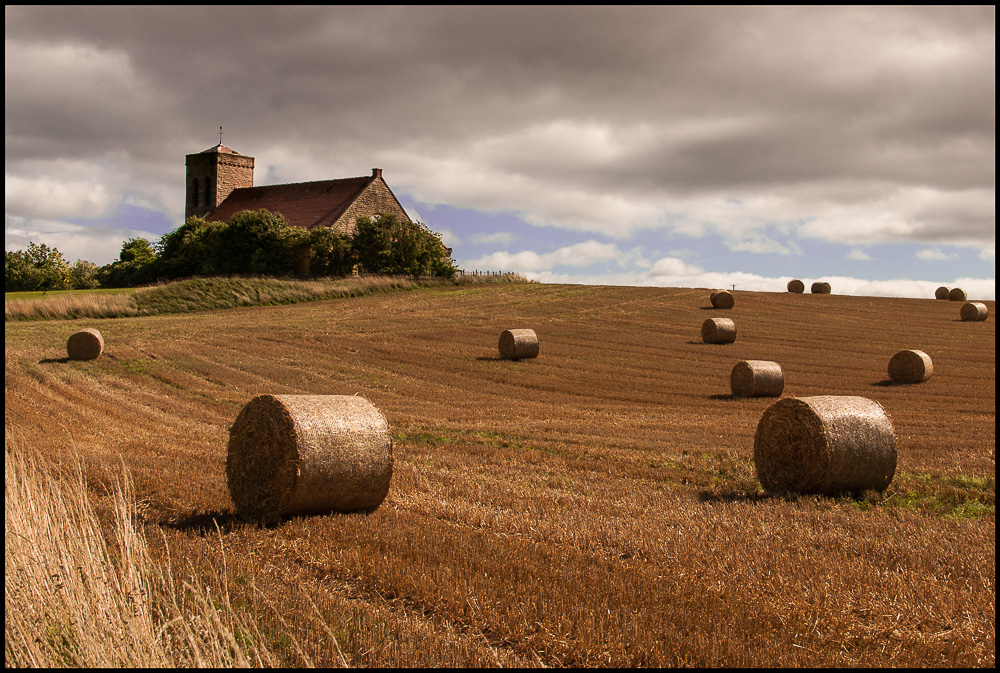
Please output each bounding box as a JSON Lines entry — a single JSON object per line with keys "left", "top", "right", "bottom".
{"left": 184, "top": 142, "right": 412, "bottom": 233}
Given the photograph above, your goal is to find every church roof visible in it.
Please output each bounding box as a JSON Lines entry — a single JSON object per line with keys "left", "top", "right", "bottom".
{"left": 199, "top": 143, "right": 243, "bottom": 155}
{"left": 204, "top": 175, "right": 375, "bottom": 230}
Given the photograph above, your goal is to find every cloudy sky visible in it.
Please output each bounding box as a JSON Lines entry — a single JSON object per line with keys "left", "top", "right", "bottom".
{"left": 5, "top": 6, "right": 995, "bottom": 298}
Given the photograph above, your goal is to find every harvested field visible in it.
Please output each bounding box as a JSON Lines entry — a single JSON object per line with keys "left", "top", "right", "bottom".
{"left": 4, "top": 283, "right": 995, "bottom": 667}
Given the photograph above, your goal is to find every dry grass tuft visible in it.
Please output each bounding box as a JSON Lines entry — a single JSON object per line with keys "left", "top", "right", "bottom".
{"left": 66, "top": 328, "right": 104, "bottom": 360}
{"left": 949, "top": 287, "right": 968, "bottom": 301}
{"left": 787, "top": 279, "right": 805, "bottom": 293}
{"left": 498, "top": 328, "right": 539, "bottom": 360}
{"left": 226, "top": 394, "right": 393, "bottom": 524}
{"left": 4, "top": 435, "right": 285, "bottom": 667}
{"left": 753, "top": 395, "right": 897, "bottom": 495}
{"left": 710, "top": 290, "right": 735, "bottom": 309}
{"left": 935, "top": 286, "right": 951, "bottom": 300}
{"left": 730, "top": 360, "right": 784, "bottom": 397}
{"left": 701, "top": 317, "right": 737, "bottom": 344}
{"left": 888, "top": 349, "right": 933, "bottom": 384}
{"left": 961, "top": 302, "right": 989, "bottom": 322}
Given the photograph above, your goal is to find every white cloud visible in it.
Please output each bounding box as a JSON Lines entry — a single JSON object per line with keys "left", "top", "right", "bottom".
{"left": 916, "top": 248, "right": 954, "bottom": 261}
{"left": 464, "top": 239, "right": 625, "bottom": 273}
{"left": 642, "top": 257, "right": 705, "bottom": 280}
{"left": 847, "top": 248, "right": 872, "bottom": 261}
{"left": 5, "top": 216, "right": 160, "bottom": 265}
{"left": 470, "top": 231, "right": 518, "bottom": 246}
{"left": 5, "top": 173, "right": 117, "bottom": 220}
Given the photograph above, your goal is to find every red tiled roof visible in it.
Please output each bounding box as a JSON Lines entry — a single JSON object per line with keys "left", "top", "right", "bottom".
{"left": 205, "top": 176, "right": 373, "bottom": 230}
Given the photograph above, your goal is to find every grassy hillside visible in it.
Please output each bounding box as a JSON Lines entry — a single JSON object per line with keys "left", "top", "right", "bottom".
{"left": 4, "top": 283, "right": 995, "bottom": 666}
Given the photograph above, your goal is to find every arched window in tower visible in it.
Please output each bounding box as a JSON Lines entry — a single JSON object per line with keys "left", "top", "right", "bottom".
{"left": 204, "top": 178, "right": 211, "bottom": 206}
{"left": 192, "top": 178, "right": 199, "bottom": 207}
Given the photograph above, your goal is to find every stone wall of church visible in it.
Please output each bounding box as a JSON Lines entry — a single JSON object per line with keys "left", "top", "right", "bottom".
{"left": 214, "top": 154, "right": 255, "bottom": 208}
{"left": 333, "top": 178, "right": 412, "bottom": 234}
{"left": 185, "top": 151, "right": 254, "bottom": 219}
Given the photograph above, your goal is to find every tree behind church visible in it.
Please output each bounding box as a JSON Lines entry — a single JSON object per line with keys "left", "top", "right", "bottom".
{"left": 352, "top": 214, "right": 457, "bottom": 277}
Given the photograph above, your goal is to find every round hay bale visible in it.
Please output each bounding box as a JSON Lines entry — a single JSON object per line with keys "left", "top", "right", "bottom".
{"left": 731, "top": 360, "right": 784, "bottom": 398}
{"left": 753, "top": 395, "right": 896, "bottom": 495}
{"left": 710, "top": 289, "right": 735, "bottom": 309}
{"left": 701, "top": 317, "right": 737, "bottom": 344}
{"left": 948, "top": 287, "right": 967, "bottom": 301}
{"left": 934, "top": 286, "right": 950, "bottom": 300}
{"left": 66, "top": 328, "right": 104, "bottom": 360}
{"left": 888, "top": 349, "right": 933, "bottom": 384}
{"left": 498, "top": 328, "right": 539, "bottom": 360}
{"left": 960, "top": 302, "right": 989, "bottom": 322}
{"left": 787, "top": 279, "right": 805, "bottom": 293}
{"left": 811, "top": 281, "right": 832, "bottom": 294}
{"left": 226, "top": 394, "right": 393, "bottom": 523}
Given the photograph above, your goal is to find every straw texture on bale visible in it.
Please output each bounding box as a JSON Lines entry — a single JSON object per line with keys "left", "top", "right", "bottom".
{"left": 731, "top": 360, "right": 784, "bottom": 398}
{"left": 888, "top": 349, "right": 933, "bottom": 384}
{"left": 226, "top": 394, "right": 393, "bottom": 523}
{"left": 498, "top": 328, "right": 539, "bottom": 360}
{"left": 710, "top": 289, "right": 735, "bottom": 309}
{"left": 66, "top": 328, "right": 104, "bottom": 361}
{"left": 960, "top": 302, "right": 989, "bottom": 322}
{"left": 701, "top": 317, "right": 737, "bottom": 344}
{"left": 811, "top": 281, "right": 832, "bottom": 294}
{"left": 948, "top": 287, "right": 967, "bottom": 301}
{"left": 787, "top": 279, "right": 805, "bottom": 293}
{"left": 935, "top": 286, "right": 950, "bottom": 300}
{"left": 753, "top": 395, "right": 897, "bottom": 495}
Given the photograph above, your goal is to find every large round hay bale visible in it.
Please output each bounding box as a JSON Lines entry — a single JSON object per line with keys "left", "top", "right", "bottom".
{"left": 810, "top": 281, "right": 832, "bottom": 294}
{"left": 753, "top": 395, "right": 896, "bottom": 495}
{"left": 888, "top": 349, "right": 933, "bottom": 384}
{"left": 498, "top": 328, "right": 539, "bottom": 360}
{"left": 731, "top": 360, "right": 784, "bottom": 398}
{"left": 66, "top": 328, "right": 104, "bottom": 360}
{"left": 710, "top": 289, "right": 735, "bottom": 309}
{"left": 787, "top": 279, "right": 805, "bottom": 294}
{"left": 226, "top": 394, "right": 393, "bottom": 523}
{"left": 948, "top": 287, "right": 967, "bottom": 301}
{"left": 934, "top": 286, "right": 950, "bottom": 300}
{"left": 701, "top": 317, "right": 737, "bottom": 344}
{"left": 960, "top": 302, "right": 989, "bottom": 322}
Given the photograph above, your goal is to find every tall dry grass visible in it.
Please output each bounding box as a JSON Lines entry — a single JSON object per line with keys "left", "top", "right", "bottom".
{"left": 3, "top": 434, "right": 304, "bottom": 668}
{"left": 5, "top": 273, "right": 533, "bottom": 321}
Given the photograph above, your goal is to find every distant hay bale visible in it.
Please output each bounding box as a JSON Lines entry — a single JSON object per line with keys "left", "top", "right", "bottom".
{"left": 753, "top": 395, "right": 897, "bottom": 495}
{"left": 710, "top": 289, "right": 735, "bottom": 309}
{"left": 498, "top": 328, "right": 539, "bottom": 360}
{"left": 701, "top": 317, "right": 737, "bottom": 344}
{"left": 731, "top": 360, "right": 784, "bottom": 398}
{"left": 66, "top": 328, "right": 104, "bottom": 360}
{"left": 811, "top": 281, "right": 832, "bottom": 294}
{"left": 888, "top": 349, "right": 933, "bottom": 384}
{"left": 935, "top": 286, "right": 950, "bottom": 300}
{"left": 960, "top": 302, "right": 988, "bottom": 322}
{"left": 787, "top": 279, "right": 805, "bottom": 294}
{"left": 948, "top": 287, "right": 967, "bottom": 301}
{"left": 226, "top": 394, "right": 393, "bottom": 523}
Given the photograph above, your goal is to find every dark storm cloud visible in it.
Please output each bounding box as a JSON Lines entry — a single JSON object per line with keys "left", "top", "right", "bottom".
{"left": 5, "top": 5, "right": 995, "bottom": 249}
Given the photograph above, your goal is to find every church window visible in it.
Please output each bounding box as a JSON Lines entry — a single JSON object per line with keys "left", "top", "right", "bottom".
{"left": 205, "top": 178, "right": 211, "bottom": 205}
{"left": 192, "top": 178, "right": 199, "bottom": 206}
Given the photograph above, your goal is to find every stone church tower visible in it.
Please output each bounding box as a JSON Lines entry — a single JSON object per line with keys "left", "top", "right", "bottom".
{"left": 184, "top": 143, "right": 255, "bottom": 219}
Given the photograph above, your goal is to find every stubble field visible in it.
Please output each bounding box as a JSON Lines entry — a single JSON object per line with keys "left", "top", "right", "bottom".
{"left": 4, "top": 283, "right": 995, "bottom": 666}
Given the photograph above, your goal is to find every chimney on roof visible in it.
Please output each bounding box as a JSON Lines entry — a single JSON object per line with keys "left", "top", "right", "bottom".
{"left": 372, "top": 168, "right": 382, "bottom": 179}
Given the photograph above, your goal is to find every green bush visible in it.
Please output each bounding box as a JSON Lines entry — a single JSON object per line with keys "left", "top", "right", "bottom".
{"left": 352, "top": 214, "right": 457, "bottom": 277}
{"left": 202, "top": 209, "right": 308, "bottom": 277}
{"left": 98, "top": 238, "right": 158, "bottom": 288}
{"left": 4, "top": 243, "right": 72, "bottom": 292}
